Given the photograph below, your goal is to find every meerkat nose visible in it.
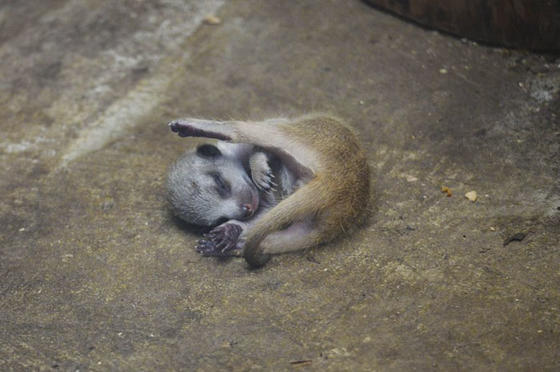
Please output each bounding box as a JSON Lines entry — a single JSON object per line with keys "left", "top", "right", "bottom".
{"left": 242, "top": 204, "right": 254, "bottom": 218}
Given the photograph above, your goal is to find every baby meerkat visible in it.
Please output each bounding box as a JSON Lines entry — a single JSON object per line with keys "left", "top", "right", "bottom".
{"left": 167, "top": 140, "right": 297, "bottom": 253}
{"left": 167, "top": 115, "right": 369, "bottom": 267}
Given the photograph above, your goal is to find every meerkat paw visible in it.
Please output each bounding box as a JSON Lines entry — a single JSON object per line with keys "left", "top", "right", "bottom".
{"left": 196, "top": 223, "right": 243, "bottom": 257}
{"left": 249, "top": 152, "right": 276, "bottom": 192}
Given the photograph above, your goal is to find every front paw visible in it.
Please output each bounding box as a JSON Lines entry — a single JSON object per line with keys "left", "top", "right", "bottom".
{"left": 254, "top": 169, "right": 276, "bottom": 192}
{"left": 249, "top": 153, "right": 276, "bottom": 192}
{"left": 196, "top": 223, "right": 243, "bottom": 257}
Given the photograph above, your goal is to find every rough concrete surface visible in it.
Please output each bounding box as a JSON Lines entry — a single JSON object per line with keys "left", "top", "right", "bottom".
{"left": 1, "top": 0, "right": 559, "bottom": 370}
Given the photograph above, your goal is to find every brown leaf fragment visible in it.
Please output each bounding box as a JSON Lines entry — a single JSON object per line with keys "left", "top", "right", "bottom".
{"left": 441, "top": 186, "right": 452, "bottom": 197}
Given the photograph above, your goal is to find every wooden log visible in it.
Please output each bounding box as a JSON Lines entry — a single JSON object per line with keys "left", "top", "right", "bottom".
{"left": 363, "top": 0, "right": 560, "bottom": 51}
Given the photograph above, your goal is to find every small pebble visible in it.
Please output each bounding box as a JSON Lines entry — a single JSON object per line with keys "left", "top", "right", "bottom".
{"left": 203, "top": 15, "right": 221, "bottom": 25}
{"left": 465, "top": 191, "right": 477, "bottom": 202}
{"left": 441, "top": 186, "right": 452, "bottom": 197}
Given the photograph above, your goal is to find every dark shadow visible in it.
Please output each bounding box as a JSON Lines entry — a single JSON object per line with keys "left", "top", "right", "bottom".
{"left": 168, "top": 211, "right": 210, "bottom": 235}
{"left": 361, "top": 0, "right": 560, "bottom": 54}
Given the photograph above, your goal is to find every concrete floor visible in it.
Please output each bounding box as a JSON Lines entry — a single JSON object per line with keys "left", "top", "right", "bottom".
{"left": 1, "top": 0, "right": 559, "bottom": 370}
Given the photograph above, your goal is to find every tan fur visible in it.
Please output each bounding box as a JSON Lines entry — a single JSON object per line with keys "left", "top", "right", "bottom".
{"left": 237, "top": 115, "right": 370, "bottom": 266}
{"left": 168, "top": 114, "right": 370, "bottom": 267}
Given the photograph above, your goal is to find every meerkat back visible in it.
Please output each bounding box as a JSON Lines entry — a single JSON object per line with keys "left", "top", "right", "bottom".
{"left": 252, "top": 116, "right": 370, "bottom": 249}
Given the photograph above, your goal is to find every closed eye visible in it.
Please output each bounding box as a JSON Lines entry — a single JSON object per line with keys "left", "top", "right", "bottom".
{"left": 212, "top": 173, "right": 231, "bottom": 198}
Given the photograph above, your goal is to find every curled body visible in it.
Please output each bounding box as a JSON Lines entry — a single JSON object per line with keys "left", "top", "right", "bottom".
{"left": 167, "top": 115, "right": 370, "bottom": 267}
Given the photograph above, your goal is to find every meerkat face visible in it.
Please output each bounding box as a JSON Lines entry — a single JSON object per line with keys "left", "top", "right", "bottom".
{"left": 167, "top": 143, "right": 259, "bottom": 226}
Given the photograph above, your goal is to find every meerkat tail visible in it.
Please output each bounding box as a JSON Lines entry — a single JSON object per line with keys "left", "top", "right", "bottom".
{"left": 168, "top": 118, "right": 235, "bottom": 141}
{"left": 243, "top": 178, "right": 325, "bottom": 268}
{"left": 169, "top": 118, "right": 316, "bottom": 181}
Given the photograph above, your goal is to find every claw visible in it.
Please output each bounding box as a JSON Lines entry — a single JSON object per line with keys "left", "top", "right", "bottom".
{"left": 194, "top": 223, "right": 243, "bottom": 257}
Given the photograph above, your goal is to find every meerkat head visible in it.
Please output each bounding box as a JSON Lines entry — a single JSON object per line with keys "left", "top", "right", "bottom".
{"left": 167, "top": 143, "right": 259, "bottom": 226}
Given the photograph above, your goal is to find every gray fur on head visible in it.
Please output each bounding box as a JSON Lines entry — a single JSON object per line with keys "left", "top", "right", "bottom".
{"left": 166, "top": 142, "right": 258, "bottom": 227}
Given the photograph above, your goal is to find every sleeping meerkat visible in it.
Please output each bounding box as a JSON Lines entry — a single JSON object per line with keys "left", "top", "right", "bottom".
{"left": 167, "top": 140, "right": 298, "bottom": 253}
{"left": 167, "top": 115, "right": 370, "bottom": 267}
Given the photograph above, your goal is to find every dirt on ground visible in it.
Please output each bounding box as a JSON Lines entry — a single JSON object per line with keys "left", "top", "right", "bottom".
{"left": 1, "top": 1, "right": 559, "bottom": 370}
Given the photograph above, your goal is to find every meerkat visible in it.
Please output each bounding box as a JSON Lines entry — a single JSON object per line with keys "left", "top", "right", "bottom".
{"left": 167, "top": 115, "right": 370, "bottom": 267}
{"left": 167, "top": 140, "right": 297, "bottom": 253}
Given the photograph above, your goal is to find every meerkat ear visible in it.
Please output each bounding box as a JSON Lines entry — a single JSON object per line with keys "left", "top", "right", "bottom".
{"left": 196, "top": 144, "right": 222, "bottom": 158}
